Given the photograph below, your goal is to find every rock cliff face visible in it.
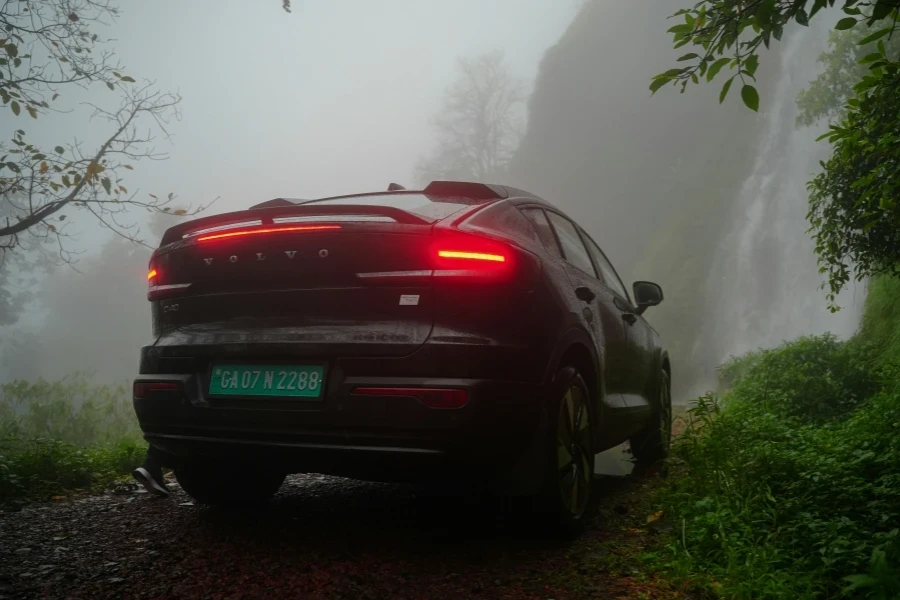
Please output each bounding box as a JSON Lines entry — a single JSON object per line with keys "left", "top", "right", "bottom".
{"left": 509, "top": 0, "right": 784, "bottom": 397}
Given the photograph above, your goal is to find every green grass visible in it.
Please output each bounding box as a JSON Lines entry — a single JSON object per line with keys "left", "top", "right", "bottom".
{"left": 648, "top": 276, "right": 900, "bottom": 599}
{"left": 0, "top": 373, "right": 144, "bottom": 504}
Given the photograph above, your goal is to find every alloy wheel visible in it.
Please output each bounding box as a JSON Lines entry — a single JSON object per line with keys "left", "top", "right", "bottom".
{"left": 556, "top": 384, "right": 592, "bottom": 516}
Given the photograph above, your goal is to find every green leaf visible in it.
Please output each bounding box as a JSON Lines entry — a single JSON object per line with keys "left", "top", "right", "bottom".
{"left": 4, "top": 42, "right": 17, "bottom": 58}
{"left": 667, "top": 24, "right": 693, "bottom": 35}
{"left": 101, "top": 177, "right": 112, "bottom": 195}
{"left": 857, "top": 27, "right": 892, "bottom": 45}
{"left": 119, "top": 76, "right": 136, "bottom": 83}
{"left": 106, "top": 82, "right": 115, "bottom": 91}
{"left": 795, "top": 8, "right": 810, "bottom": 26}
{"left": 741, "top": 84, "right": 760, "bottom": 111}
{"left": 860, "top": 52, "right": 883, "bottom": 64}
{"left": 677, "top": 52, "right": 699, "bottom": 61}
{"left": 810, "top": 0, "right": 828, "bottom": 17}
{"left": 26, "top": 106, "right": 37, "bottom": 119}
{"left": 54, "top": 146, "right": 64, "bottom": 155}
{"left": 719, "top": 77, "right": 733, "bottom": 104}
{"left": 10, "top": 100, "right": 20, "bottom": 116}
{"left": 834, "top": 17, "right": 858, "bottom": 30}
{"left": 661, "top": 68, "right": 686, "bottom": 78}
{"left": 756, "top": 0, "right": 777, "bottom": 28}
{"left": 870, "top": 0, "right": 894, "bottom": 21}
{"left": 649, "top": 77, "right": 670, "bottom": 94}
{"left": 706, "top": 57, "right": 730, "bottom": 81}
{"left": 745, "top": 54, "right": 760, "bottom": 77}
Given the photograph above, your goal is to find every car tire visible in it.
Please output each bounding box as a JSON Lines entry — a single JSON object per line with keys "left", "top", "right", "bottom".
{"left": 533, "top": 368, "right": 595, "bottom": 539}
{"left": 630, "top": 369, "right": 672, "bottom": 465}
{"left": 174, "top": 463, "right": 285, "bottom": 508}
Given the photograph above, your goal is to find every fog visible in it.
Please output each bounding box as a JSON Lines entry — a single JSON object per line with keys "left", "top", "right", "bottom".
{"left": 0, "top": 0, "right": 864, "bottom": 398}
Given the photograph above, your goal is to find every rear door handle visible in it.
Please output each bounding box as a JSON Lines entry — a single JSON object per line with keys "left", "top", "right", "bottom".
{"left": 575, "top": 286, "right": 596, "bottom": 303}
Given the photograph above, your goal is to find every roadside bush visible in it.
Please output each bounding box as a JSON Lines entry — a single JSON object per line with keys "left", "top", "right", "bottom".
{"left": 717, "top": 333, "right": 880, "bottom": 422}
{"left": 650, "top": 333, "right": 900, "bottom": 599}
{"left": 0, "top": 373, "right": 140, "bottom": 444}
{"left": 0, "top": 437, "right": 145, "bottom": 502}
{"left": 0, "top": 374, "right": 143, "bottom": 504}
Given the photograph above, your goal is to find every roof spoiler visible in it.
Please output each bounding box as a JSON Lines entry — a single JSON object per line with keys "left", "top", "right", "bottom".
{"left": 422, "top": 181, "right": 542, "bottom": 202}
{"left": 249, "top": 198, "right": 299, "bottom": 209}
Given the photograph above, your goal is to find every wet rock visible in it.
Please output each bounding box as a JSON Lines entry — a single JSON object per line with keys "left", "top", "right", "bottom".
{"left": 14, "top": 548, "right": 32, "bottom": 555}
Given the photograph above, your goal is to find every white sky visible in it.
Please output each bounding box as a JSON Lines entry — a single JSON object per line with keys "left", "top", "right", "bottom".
{"left": 101, "top": 0, "right": 578, "bottom": 219}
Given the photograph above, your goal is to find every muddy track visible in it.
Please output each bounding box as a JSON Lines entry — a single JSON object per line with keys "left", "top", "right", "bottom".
{"left": 0, "top": 454, "right": 685, "bottom": 600}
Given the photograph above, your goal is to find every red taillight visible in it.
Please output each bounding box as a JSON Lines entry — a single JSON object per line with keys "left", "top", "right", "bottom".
{"left": 431, "top": 232, "right": 512, "bottom": 273}
{"left": 147, "top": 268, "right": 158, "bottom": 281}
{"left": 196, "top": 224, "right": 341, "bottom": 242}
{"left": 436, "top": 250, "right": 506, "bottom": 263}
{"left": 351, "top": 387, "right": 468, "bottom": 409}
{"left": 133, "top": 381, "right": 179, "bottom": 400}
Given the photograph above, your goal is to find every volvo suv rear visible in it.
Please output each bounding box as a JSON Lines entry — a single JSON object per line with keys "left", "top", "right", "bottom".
{"left": 133, "top": 180, "right": 671, "bottom": 537}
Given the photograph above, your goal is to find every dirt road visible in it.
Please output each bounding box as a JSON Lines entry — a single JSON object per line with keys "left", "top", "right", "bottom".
{"left": 0, "top": 448, "right": 684, "bottom": 600}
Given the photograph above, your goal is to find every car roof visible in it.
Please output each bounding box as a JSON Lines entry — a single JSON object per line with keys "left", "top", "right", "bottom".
{"left": 252, "top": 181, "right": 552, "bottom": 211}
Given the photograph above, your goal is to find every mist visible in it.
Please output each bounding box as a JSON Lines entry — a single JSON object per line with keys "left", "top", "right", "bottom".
{"left": 0, "top": 0, "right": 576, "bottom": 382}
{"left": 0, "top": 0, "right": 862, "bottom": 398}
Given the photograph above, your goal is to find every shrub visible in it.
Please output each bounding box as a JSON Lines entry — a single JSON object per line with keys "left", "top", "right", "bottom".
{"left": 651, "top": 334, "right": 900, "bottom": 599}
{"left": 717, "top": 333, "right": 881, "bottom": 422}
{"left": 0, "top": 437, "right": 145, "bottom": 502}
{"left": 0, "top": 374, "right": 143, "bottom": 504}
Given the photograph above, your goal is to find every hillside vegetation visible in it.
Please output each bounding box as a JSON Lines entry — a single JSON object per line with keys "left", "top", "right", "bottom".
{"left": 649, "top": 275, "right": 900, "bottom": 599}
{"left": 0, "top": 374, "right": 143, "bottom": 504}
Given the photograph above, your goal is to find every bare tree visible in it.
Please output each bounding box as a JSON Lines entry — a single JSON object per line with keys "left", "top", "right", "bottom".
{"left": 415, "top": 50, "right": 526, "bottom": 185}
{"left": 0, "top": 0, "right": 209, "bottom": 262}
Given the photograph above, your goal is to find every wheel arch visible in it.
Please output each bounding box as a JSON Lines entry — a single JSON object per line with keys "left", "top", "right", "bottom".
{"left": 545, "top": 327, "right": 604, "bottom": 447}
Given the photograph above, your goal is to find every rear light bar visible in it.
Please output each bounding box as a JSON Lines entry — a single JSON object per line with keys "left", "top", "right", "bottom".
{"left": 133, "top": 381, "right": 180, "bottom": 400}
{"left": 437, "top": 250, "right": 506, "bottom": 263}
{"left": 351, "top": 387, "right": 468, "bottom": 409}
{"left": 196, "top": 224, "right": 342, "bottom": 242}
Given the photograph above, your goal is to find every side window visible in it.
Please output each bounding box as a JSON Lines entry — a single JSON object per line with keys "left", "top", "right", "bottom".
{"left": 545, "top": 211, "right": 597, "bottom": 276}
{"left": 519, "top": 207, "right": 562, "bottom": 258}
{"left": 583, "top": 232, "right": 630, "bottom": 301}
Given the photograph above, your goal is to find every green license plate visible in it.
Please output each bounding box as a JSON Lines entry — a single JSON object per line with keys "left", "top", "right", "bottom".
{"left": 209, "top": 364, "right": 325, "bottom": 398}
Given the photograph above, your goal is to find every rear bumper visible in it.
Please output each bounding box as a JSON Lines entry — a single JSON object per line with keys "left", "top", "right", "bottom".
{"left": 134, "top": 369, "right": 545, "bottom": 488}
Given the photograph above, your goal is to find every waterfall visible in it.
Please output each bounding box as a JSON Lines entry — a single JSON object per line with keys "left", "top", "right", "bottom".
{"left": 692, "top": 20, "right": 865, "bottom": 394}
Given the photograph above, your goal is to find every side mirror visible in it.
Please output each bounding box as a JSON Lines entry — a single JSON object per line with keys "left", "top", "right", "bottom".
{"left": 632, "top": 281, "right": 663, "bottom": 315}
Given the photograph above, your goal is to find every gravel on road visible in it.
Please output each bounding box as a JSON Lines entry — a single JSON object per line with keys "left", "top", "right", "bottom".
{"left": 0, "top": 453, "right": 685, "bottom": 600}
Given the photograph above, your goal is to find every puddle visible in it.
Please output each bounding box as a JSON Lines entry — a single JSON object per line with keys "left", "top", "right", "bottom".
{"left": 593, "top": 443, "right": 635, "bottom": 477}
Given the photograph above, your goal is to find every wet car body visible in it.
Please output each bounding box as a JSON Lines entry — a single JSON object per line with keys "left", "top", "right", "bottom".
{"left": 133, "top": 181, "right": 670, "bottom": 524}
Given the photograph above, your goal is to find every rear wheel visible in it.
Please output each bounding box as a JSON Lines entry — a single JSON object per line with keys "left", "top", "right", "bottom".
{"left": 534, "top": 369, "right": 595, "bottom": 539}
{"left": 175, "top": 463, "right": 285, "bottom": 508}
{"left": 630, "top": 369, "right": 672, "bottom": 465}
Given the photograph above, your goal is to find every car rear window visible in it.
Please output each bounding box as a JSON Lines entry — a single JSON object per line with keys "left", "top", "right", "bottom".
{"left": 299, "top": 193, "right": 473, "bottom": 222}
